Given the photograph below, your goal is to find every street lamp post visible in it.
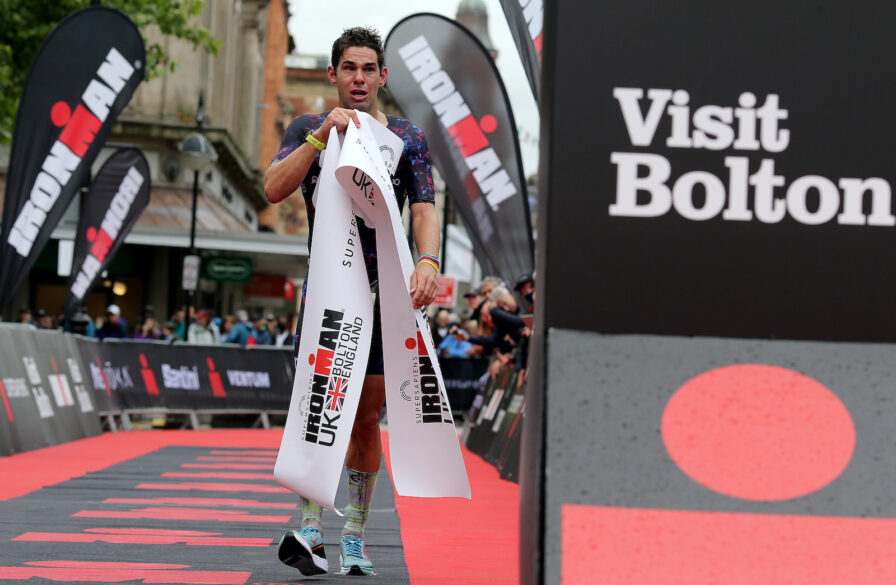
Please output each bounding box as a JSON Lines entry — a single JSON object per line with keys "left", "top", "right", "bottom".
{"left": 178, "top": 91, "right": 218, "bottom": 340}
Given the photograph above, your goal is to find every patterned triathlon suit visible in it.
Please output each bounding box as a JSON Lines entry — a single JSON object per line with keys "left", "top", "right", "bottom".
{"left": 272, "top": 111, "right": 435, "bottom": 375}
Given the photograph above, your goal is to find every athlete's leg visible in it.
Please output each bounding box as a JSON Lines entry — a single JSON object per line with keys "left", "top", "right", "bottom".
{"left": 346, "top": 374, "right": 385, "bottom": 472}
{"left": 293, "top": 278, "right": 322, "bottom": 531}
{"left": 278, "top": 277, "right": 328, "bottom": 576}
{"left": 340, "top": 374, "right": 384, "bottom": 575}
{"left": 338, "top": 280, "right": 383, "bottom": 574}
{"left": 299, "top": 497, "right": 322, "bottom": 532}
{"left": 345, "top": 289, "right": 385, "bottom": 473}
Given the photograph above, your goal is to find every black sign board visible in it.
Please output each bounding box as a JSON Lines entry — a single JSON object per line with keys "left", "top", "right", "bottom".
{"left": 540, "top": 0, "right": 896, "bottom": 342}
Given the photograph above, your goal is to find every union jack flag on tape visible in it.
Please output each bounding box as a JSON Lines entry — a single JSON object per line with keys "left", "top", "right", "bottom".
{"left": 326, "top": 376, "right": 347, "bottom": 411}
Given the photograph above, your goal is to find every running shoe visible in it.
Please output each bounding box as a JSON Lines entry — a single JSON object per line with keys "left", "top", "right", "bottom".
{"left": 340, "top": 535, "right": 375, "bottom": 576}
{"left": 278, "top": 527, "right": 328, "bottom": 576}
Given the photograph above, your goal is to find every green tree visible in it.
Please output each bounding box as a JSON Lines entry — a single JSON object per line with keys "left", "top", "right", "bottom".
{"left": 0, "top": 0, "right": 221, "bottom": 143}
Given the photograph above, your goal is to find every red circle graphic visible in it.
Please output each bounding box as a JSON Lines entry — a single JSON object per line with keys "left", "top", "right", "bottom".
{"left": 405, "top": 337, "right": 416, "bottom": 350}
{"left": 479, "top": 114, "right": 498, "bottom": 133}
{"left": 308, "top": 353, "right": 315, "bottom": 365}
{"left": 51, "top": 101, "right": 71, "bottom": 127}
{"left": 661, "top": 364, "right": 855, "bottom": 501}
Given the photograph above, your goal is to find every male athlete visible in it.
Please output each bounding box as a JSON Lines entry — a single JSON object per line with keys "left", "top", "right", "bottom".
{"left": 264, "top": 27, "right": 439, "bottom": 576}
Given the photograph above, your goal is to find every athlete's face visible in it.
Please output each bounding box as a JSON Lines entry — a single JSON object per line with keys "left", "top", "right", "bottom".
{"left": 329, "top": 46, "right": 387, "bottom": 113}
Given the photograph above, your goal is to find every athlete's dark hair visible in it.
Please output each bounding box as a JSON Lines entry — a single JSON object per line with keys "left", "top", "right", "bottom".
{"left": 331, "top": 27, "right": 385, "bottom": 70}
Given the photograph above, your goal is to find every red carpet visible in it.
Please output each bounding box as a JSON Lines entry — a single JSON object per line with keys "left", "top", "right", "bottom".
{"left": 0, "top": 429, "right": 520, "bottom": 584}
{"left": 563, "top": 504, "right": 896, "bottom": 585}
{"left": 384, "top": 432, "right": 521, "bottom": 585}
{"left": 0, "top": 430, "right": 281, "bottom": 501}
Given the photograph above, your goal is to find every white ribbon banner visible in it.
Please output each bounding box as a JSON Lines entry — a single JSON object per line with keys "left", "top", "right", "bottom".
{"left": 275, "top": 113, "right": 470, "bottom": 511}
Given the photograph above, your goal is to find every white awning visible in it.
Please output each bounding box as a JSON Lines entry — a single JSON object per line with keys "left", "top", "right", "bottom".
{"left": 50, "top": 224, "right": 308, "bottom": 257}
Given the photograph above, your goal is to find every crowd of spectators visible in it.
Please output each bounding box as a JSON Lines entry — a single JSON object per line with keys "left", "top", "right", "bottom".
{"left": 430, "top": 272, "right": 535, "bottom": 389}
{"left": 17, "top": 303, "right": 294, "bottom": 348}
{"left": 16, "top": 306, "right": 57, "bottom": 331}
{"left": 14, "top": 274, "right": 534, "bottom": 372}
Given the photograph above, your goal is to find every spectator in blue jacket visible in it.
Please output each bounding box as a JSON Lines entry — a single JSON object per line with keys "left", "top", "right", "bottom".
{"left": 223, "top": 310, "right": 257, "bottom": 346}
{"left": 437, "top": 322, "right": 476, "bottom": 358}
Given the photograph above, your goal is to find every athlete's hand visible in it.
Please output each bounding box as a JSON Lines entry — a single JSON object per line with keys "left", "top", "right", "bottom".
{"left": 312, "top": 108, "right": 362, "bottom": 144}
{"left": 409, "top": 262, "right": 439, "bottom": 310}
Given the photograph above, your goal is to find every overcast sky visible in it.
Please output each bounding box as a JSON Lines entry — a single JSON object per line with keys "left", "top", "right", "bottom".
{"left": 286, "top": 0, "right": 540, "bottom": 177}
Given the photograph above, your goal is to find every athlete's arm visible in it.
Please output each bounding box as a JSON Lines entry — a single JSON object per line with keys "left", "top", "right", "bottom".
{"left": 264, "top": 137, "right": 320, "bottom": 204}
{"left": 400, "top": 122, "right": 438, "bottom": 309}
{"left": 264, "top": 109, "right": 362, "bottom": 204}
{"left": 409, "top": 201, "right": 440, "bottom": 309}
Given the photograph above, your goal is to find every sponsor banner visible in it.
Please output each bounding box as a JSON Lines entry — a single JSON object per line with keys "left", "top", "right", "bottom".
{"left": 219, "top": 348, "right": 295, "bottom": 411}
{"left": 7, "top": 328, "right": 63, "bottom": 450}
{"left": 0, "top": 326, "right": 26, "bottom": 456}
{"left": 0, "top": 323, "right": 294, "bottom": 455}
{"left": 496, "top": 394, "right": 525, "bottom": 482}
{"left": 498, "top": 0, "right": 543, "bottom": 101}
{"left": 37, "top": 330, "right": 102, "bottom": 440}
{"left": 529, "top": 4, "right": 896, "bottom": 577}
{"left": 110, "top": 340, "right": 194, "bottom": 410}
{"left": 486, "top": 386, "right": 524, "bottom": 464}
{"left": 0, "top": 6, "right": 145, "bottom": 311}
{"left": 63, "top": 148, "right": 150, "bottom": 316}
{"left": 540, "top": 0, "right": 896, "bottom": 341}
{"left": 467, "top": 367, "right": 516, "bottom": 457}
{"left": 385, "top": 13, "right": 534, "bottom": 287}
{"left": 458, "top": 361, "right": 525, "bottom": 483}
{"left": 74, "top": 335, "right": 116, "bottom": 413}
{"left": 0, "top": 324, "right": 103, "bottom": 455}
{"left": 59, "top": 334, "right": 96, "bottom": 415}
{"left": 75, "top": 338, "right": 295, "bottom": 413}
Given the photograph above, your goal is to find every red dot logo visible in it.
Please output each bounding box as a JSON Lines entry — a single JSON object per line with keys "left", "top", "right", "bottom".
{"left": 86, "top": 227, "right": 97, "bottom": 243}
{"left": 662, "top": 364, "right": 855, "bottom": 501}
{"left": 308, "top": 353, "right": 315, "bottom": 365}
{"left": 479, "top": 114, "right": 498, "bottom": 133}
{"left": 405, "top": 337, "right": 416, "bottom": 350}
{"left": 51, "top": 101, "right": 71, "bottom": 127}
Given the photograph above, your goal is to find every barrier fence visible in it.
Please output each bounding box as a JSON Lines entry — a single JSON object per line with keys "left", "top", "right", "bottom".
{"left": 0, "top": 323, "right": 296, "bottom": 456}
{"left": 462, "top": 364, "right": 526, "bottom": 483}
{"left": 78, "top": 338, "right": 295, "bottom": 428}
{"left": 0, "top": 324, "right": 504, "bottom": 459}
{"left": 0, "top": 324, "right": 102, "bottom": 456}
{"left": 441, "top": 356, "right": 490, "bottom": 414}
